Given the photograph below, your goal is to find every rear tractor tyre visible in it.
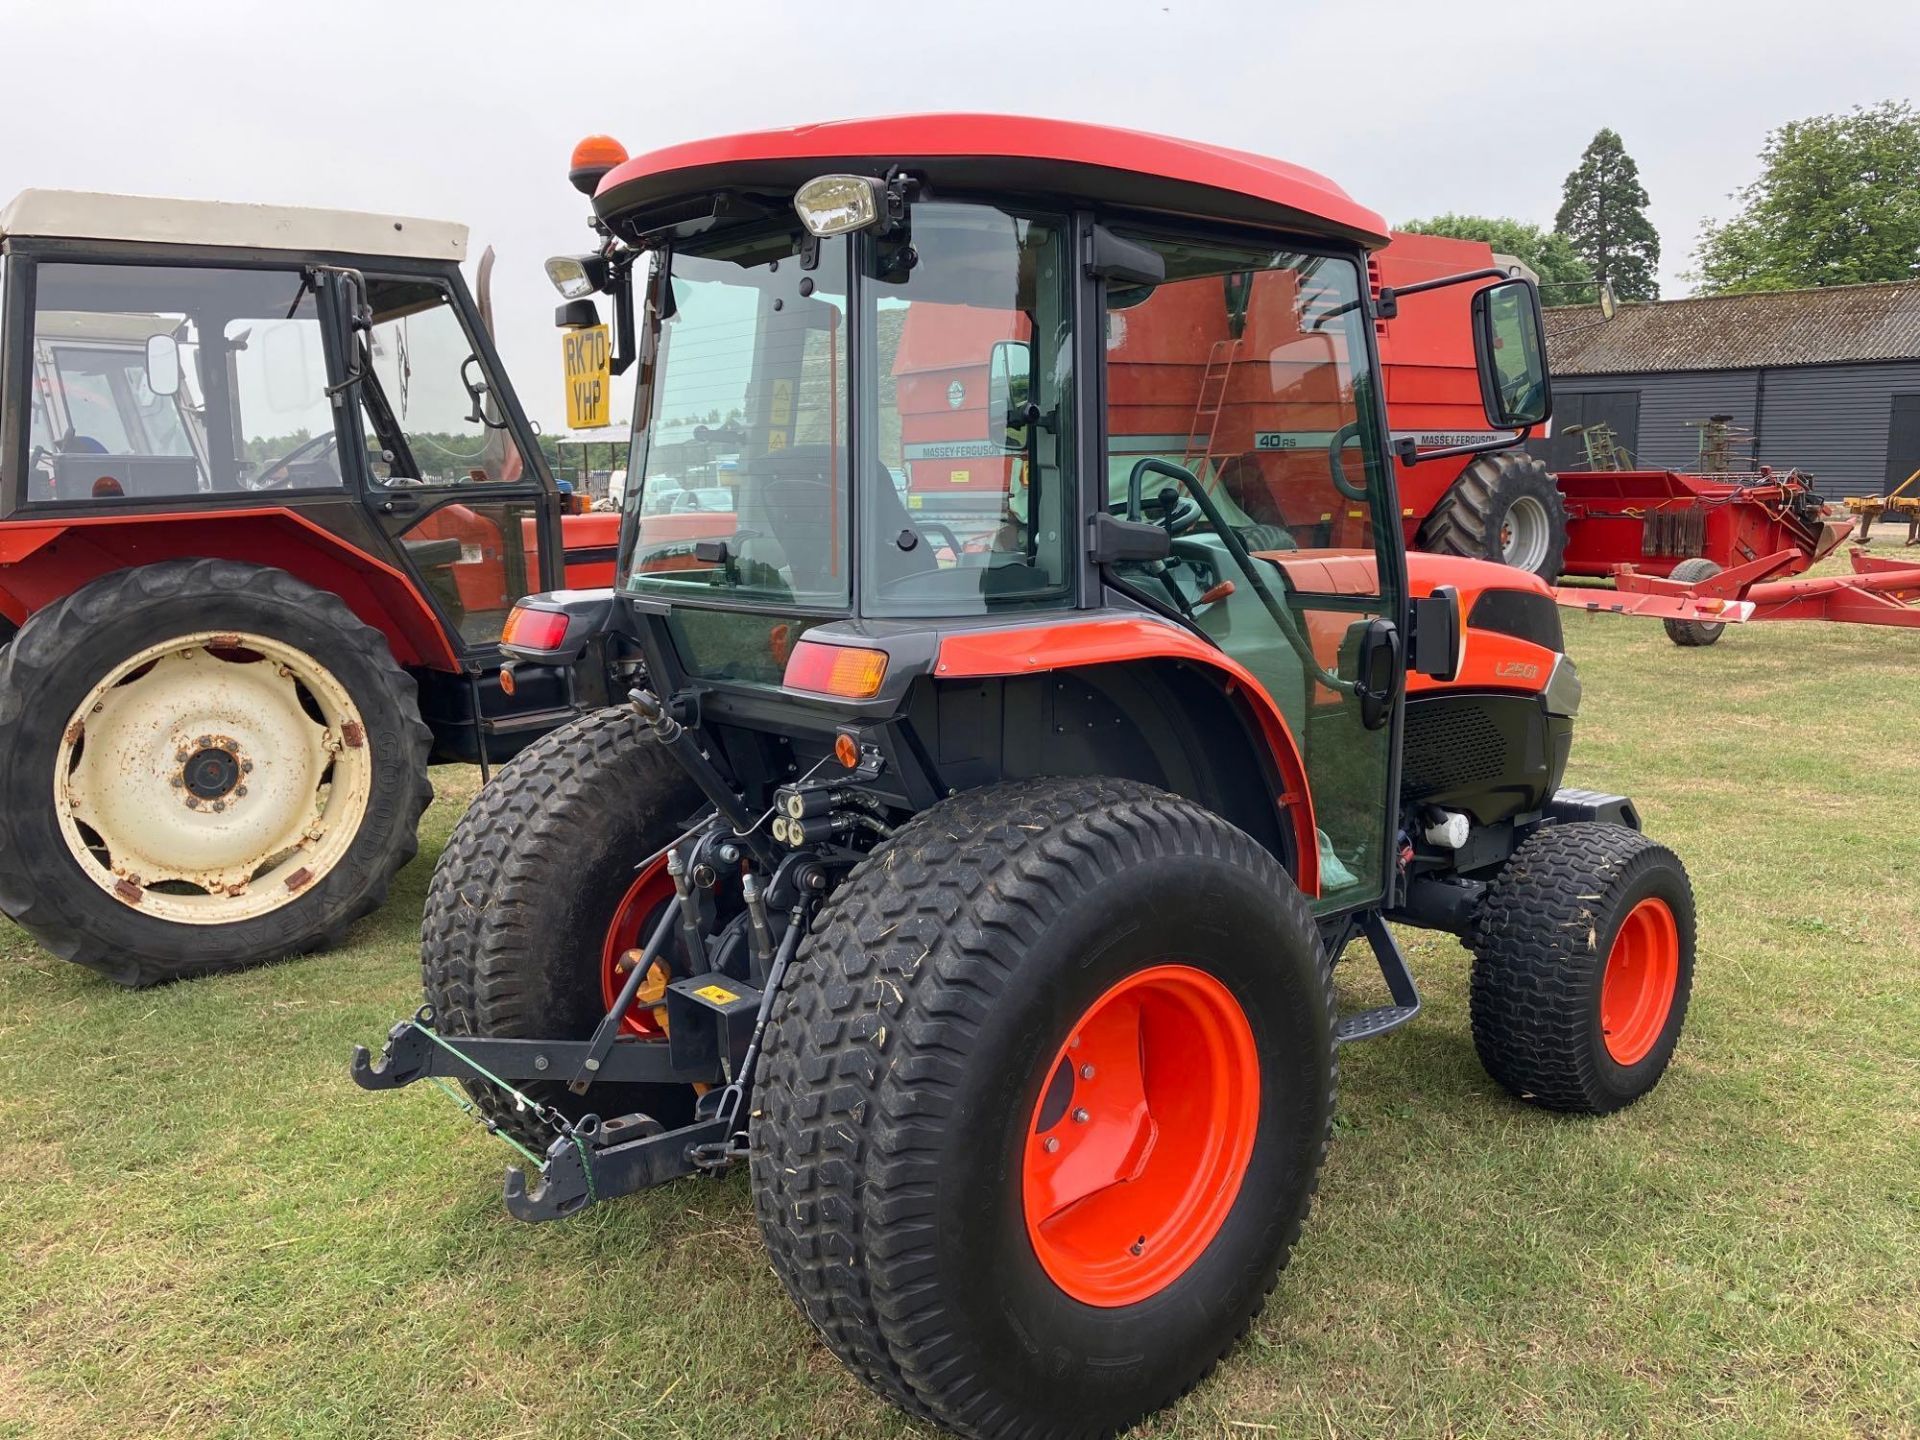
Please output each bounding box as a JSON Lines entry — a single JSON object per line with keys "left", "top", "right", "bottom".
{"left": 1418, "top": 451, "right": 1568, "bottom": 581}
{"left": 0, "top": 559, "right": 431, "bottom": 987}
{"left": 1662, "top": 557, "right": 1727, "bottom": 647}
{"left": 1470, "top": 822, "right": 1695, "bottom": 1114}
{"left": 420, "top": 706, "right": 706, "bottom": 1153}
{"left": 751, "top": 779, "right": 1335, "bottom": 1439}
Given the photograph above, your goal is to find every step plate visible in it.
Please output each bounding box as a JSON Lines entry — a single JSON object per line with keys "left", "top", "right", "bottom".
{"left": 1334, "top": 1004, "right": 1420, "bottom": 1045}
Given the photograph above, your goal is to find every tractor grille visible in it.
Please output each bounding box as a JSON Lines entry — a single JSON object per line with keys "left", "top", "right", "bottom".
{"left": 1402, "top": 701, "right": 1511, "bottom": 798}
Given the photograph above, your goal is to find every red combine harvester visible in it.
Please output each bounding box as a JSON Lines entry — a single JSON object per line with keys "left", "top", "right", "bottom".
{"left": 887, "top": 229, "right": 1573, "bottom": 579}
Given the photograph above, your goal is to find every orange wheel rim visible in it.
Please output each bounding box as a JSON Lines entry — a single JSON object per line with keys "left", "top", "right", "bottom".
{"left": 1022, "top": 964, "right": 1259, "bottom": 1307}
{"left": 1599, "top": 897, "right": 1680, "bottom": 1066}
{"left": 600, "top": 855, "right": 675, "bottom": 1038}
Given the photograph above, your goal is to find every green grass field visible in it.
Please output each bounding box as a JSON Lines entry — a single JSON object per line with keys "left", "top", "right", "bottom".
{"left": 4, "top": 591, "right": 1918, "bottom": 1439}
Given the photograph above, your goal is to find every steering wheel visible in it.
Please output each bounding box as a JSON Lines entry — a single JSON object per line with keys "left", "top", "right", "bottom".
{"left": 1327, "top": 421, "right": 1369, "bottom": 502}
{"left": 246, "top": 431, "right": 339, "bottom": 490}
{"left": 919, "top": 520, "right": 963, "bottom": 557}
{"left": 1126, "top": 459, "right": 1205, "bottom": 534}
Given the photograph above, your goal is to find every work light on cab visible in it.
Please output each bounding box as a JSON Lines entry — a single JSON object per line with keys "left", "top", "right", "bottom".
{"left": 793, "top": 174, "right": 885, "bottom": 237}
{"left": 568, "top": 134, "right": 629, "bottom": 196}
{"left": 544, "top": 254, "right": 606, "bottom": 300}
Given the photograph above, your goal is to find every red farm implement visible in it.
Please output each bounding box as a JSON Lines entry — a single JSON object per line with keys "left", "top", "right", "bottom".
{"left": 1567, "top": 546, "right": 1920, "bottom": 633}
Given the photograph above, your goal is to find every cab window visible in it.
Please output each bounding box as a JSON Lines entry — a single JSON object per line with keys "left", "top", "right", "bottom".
{"left": 24, "top": 261, "right": 339, "bottom": 501}
{"left": 359, "top": 278, "right": 532, "bottom": 487}
{"left": 866, "top": 203, "right": 1073, "bottom": 617}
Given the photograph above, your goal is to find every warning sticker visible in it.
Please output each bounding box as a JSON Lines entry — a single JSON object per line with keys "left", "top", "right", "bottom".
{"left": 693, "top": 983, "right": 740, "bottom": 1005}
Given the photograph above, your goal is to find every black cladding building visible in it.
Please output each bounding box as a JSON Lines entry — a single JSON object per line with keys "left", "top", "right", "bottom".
{"left": 1534, "top": 281, "right": 1920, "bottom": 495}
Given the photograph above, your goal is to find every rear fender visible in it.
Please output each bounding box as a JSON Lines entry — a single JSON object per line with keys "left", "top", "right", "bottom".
{"left": 934, "top": 619, "right": 1319, "bottom": 896}
{"left": 0, "top": 509, "right": 456, "bottom": 669}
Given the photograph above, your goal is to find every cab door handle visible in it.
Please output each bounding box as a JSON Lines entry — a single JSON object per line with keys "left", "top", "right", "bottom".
{"left": 1352, "top": 617, "right": 1402, "bottom": 731}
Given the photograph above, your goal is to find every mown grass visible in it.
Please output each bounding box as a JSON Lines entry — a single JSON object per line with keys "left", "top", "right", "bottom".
{"left": 4, "top": 563, "right": 1918, "bottom": 1439}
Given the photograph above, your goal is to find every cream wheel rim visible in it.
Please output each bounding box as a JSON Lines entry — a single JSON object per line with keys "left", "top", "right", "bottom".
{"left": 54, "top": 631, "right": 374, "bottom": 925}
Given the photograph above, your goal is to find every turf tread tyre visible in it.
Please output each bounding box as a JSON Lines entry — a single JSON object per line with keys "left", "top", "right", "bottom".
{"left": 750, "top": 778, "right": 1336, "bottom": 1439}
{"left": 1662, "top": 557, "right": 1727, "bottom": 646}
{"left": 0, "top": 558, "right": 430, "bottom": 986}
{"left": 1469, "top": 821, "right": 1694, "bottom": 1114}
{"left": 1418, "top": 451, "right": 1568, "bottom": 580}
{"left": 420, "top": 706, "right": 704, "bottom": 1151}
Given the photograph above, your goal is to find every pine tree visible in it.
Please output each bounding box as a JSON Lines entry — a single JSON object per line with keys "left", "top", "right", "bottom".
{"left": 1555, "top": 129, "right": 1661, "bottom": 301}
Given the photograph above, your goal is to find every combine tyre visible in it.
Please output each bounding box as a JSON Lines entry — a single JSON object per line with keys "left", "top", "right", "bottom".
{"left": 1419, "top": 451, "right": 1568, "bottom": 581}
{"left": 0, "top": 560, "right": 430, "bottom": 987}
{"left": 751, "top": 779, "right": 1336, "bottom": 1436}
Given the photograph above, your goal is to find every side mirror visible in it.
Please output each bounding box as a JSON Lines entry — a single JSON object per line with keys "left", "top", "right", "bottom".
{"left": 144, "top": 333, "right": 180, "bottom": 397}
{"left": 1471, "top": 278, "right": 1551, "bottom": 430}
{"left": 986, "top": 339, "right": 1031, "bottom": 451}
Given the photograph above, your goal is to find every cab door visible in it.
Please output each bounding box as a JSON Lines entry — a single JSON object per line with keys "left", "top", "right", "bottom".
{"left": 1100, "top": 232, "right": 1403, "bottom": 910}
{"left": 347, "top": 269, "right": 560, "bottom": 650}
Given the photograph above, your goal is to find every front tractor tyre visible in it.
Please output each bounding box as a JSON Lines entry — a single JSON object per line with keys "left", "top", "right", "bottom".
{"left": 419, "top": 707, "right": 706, "bottom": 1154}
{"left": 751, "top": 779, "right": 1336, "bottom": 1439}
{"left": 1470, "top": 822, "right": 1695, "bottom": 1114}
{"left": 1418, "top": 451, "right": 1569, "bottom": 581}
{"left": 0, "top": 559, "right": 431, "bottom": 987}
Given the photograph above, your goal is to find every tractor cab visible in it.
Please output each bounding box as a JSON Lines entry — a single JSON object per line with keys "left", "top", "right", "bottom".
{"left": 0, "top": 191, "right": 577, "bottom": 666}
{"left": 0, "top": 191, "right": 629, "bottom": 986}
{"left": 533, "top": 116, "right": 1550, "bottom": 913}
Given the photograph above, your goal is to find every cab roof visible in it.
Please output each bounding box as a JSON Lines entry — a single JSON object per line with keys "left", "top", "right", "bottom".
{"left": 593, "top": 114, "right": 1390, "bottom": 248}
{"left": 0, "top": 189, "right": 467, "bottom": 262}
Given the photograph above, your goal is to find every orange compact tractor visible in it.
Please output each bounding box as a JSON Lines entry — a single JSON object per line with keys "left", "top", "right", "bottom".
{"left": 354, "top": 119, "right": 1698, "bottom": 1438}
{"left": 0, "top": 191, "right": 623, "bottom": 984}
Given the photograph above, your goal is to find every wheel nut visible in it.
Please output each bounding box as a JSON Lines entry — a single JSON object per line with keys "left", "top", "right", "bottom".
{"left": 176, "top": 749, "right": 191, "bottom": 763}
{"left": 1080, "top": 1064, "right": 1095, "bottom": 1080}
{"left": 241, "top": 760, "right": 253, "bottom": 774}
{"left": 1072, "top": 1108, "right": 1090, "bottom": 1124}
{"left": 1043, "top": 1137, "right": 1060, "bottom": 1153}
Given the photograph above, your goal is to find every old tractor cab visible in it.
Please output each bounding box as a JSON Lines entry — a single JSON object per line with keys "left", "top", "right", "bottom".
{"left": 355, "top": 118, "right": 1696, "bottom": 1440}
{"left": 0, "top": 191, "right": 617, "bottom": 985}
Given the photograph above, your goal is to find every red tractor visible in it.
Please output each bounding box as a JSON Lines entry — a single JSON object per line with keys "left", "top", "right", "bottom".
{"left": 355, "top": 118, "right": 1698, "bottom": 1439}
{"left": 0, "top": 190, "right": 622, "bottom": 985}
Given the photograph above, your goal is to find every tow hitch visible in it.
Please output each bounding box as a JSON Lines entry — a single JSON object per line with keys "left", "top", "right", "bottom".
{"left": 350, "top": 817, "right": 817, "bottom": 1222}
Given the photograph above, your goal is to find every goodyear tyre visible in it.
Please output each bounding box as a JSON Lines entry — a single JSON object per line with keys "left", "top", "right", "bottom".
{"left": 1470, "top": 821, "right": 1695, "bottom": 1114}
{"left": 419, "top": 707, "right": 706, "bottom": 1152}
{"left": 751, "top": 778, "right": 1335, "bottom": 1438}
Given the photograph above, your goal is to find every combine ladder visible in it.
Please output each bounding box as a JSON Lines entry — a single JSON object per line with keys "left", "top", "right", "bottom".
{"left": 1181, "top": 339, "right": 1240, "bottom": 480}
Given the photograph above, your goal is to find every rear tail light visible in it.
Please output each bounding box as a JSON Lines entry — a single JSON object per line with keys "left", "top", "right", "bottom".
{"left": 501, "top": 605, "right": 571, "bottom": 652}
{"left": 783, "top": 640, "right": 888, "bottom": 699}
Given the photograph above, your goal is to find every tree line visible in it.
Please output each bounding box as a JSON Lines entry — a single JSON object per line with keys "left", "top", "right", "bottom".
{"left": 1400, "top": 100, "right": 1919, "bottom": 304}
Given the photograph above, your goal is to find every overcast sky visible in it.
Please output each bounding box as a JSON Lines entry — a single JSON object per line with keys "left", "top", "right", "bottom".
{"left": 6, "top": 0, "right": 1915, "bottom": 439}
